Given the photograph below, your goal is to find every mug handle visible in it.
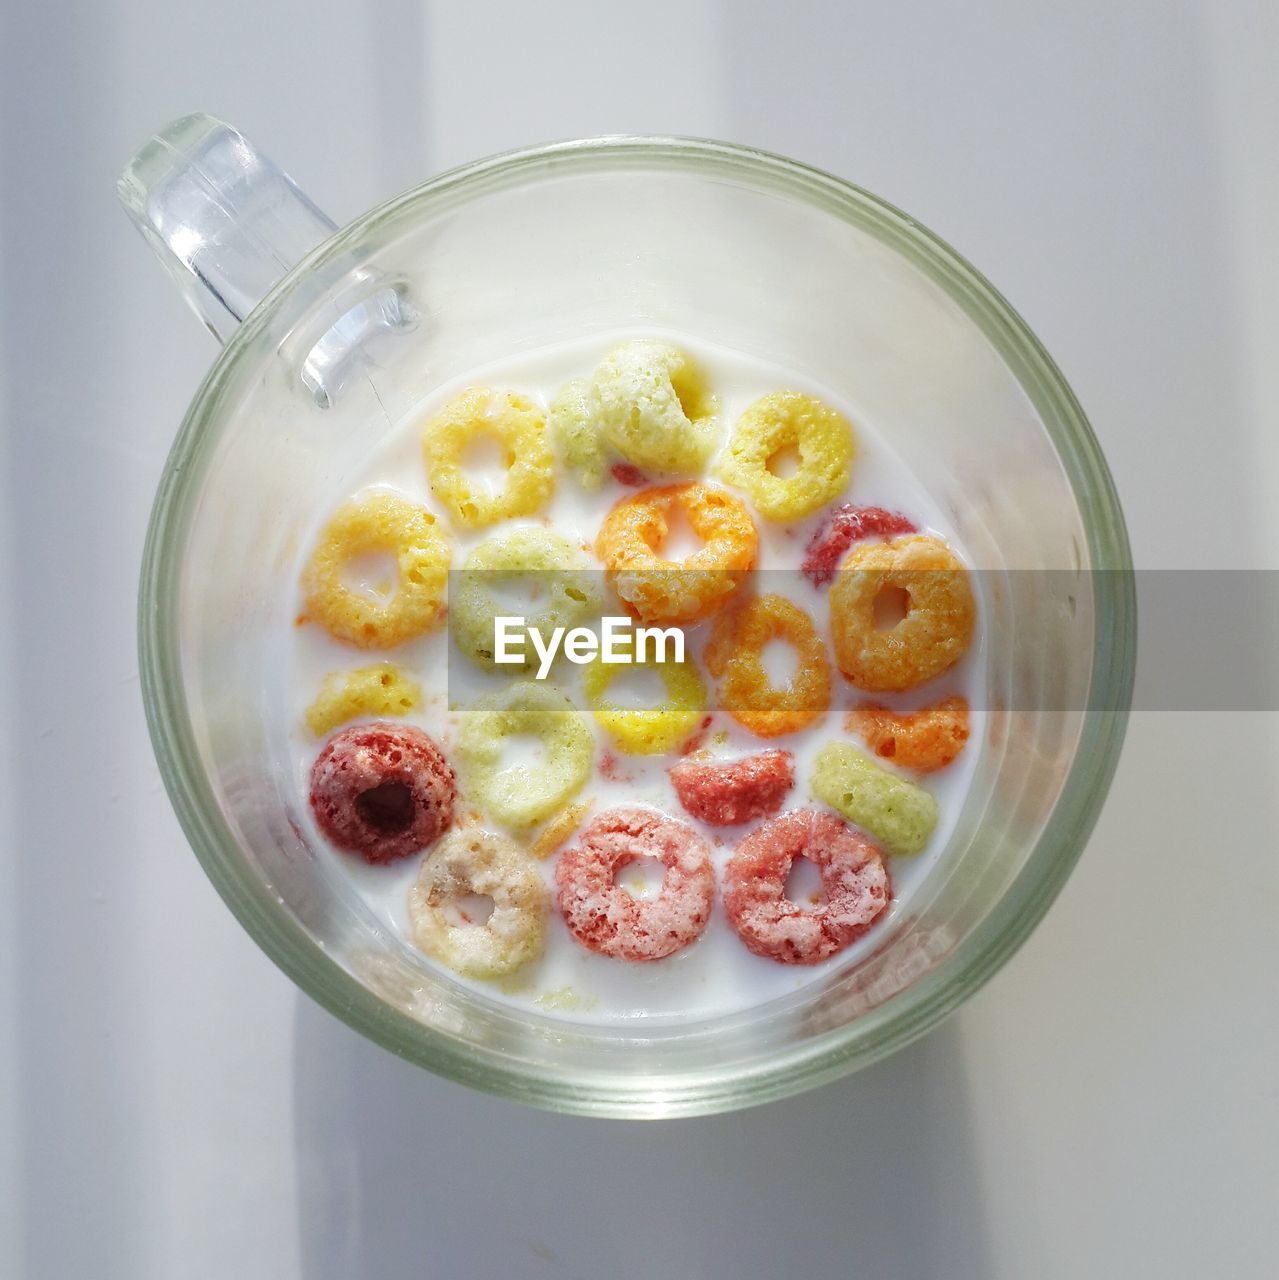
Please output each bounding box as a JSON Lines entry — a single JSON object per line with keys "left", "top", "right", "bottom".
{"left": 117, "top": 113, "right": 406, "bottom": 405}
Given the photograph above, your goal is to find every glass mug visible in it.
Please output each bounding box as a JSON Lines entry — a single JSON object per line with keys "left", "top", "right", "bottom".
{"left": 120, "top": 114, "right": 1134, "bottom": 1117}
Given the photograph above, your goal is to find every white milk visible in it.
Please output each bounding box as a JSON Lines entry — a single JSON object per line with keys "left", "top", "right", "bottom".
{"left": 284, "top": 332, "right": 984, "bottom": 1023}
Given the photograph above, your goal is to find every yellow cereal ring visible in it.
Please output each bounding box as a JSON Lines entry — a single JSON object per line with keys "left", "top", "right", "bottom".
{"left": 704, "top": 594, "right": 832, "bottom": 738}
{"left": 813, "top": 742, "right": 938, "bottom": 856}
{"left": 847, "top": 696, "right": 970, "bottom": 773}
{"left": 302, "top": 492, "right": 450, "bottom": 649}
{"left": 408, "top": 827, "right": 547, "bottom": 979}
{"left": 457, "top": 683, "right": 593, "bottom": 830}
{"left": 591, "top": 340, "right": 719, "bottom": 474}
{"left": 584, "top": 648, "right": 707, "bottom": 755}
{"left": 450, "top": 528, "right": 602, "bottom": 671}
{"left": 830, "top": 534, "right": 976, "bottom": 691}
{"left": 422, "top": 387, "right": 554, "bottom": 527}
{"left": 718, "top": 390, "right": 855, "bottom": 521}
{"left": 547, "top": 378, "right": 607, "bottom": 490}
{"left": 595, "top": 483, "right": 757, "bottom": 624}
{"left": 304, "top": 664, "right": 421, "bottom": 736}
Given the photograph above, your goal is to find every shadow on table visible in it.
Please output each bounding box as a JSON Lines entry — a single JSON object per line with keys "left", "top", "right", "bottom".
{"left": 292, "top": 995, "right": 994, "bottom": 1279}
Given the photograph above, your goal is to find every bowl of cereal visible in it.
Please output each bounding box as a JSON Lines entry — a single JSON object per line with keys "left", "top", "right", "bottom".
{"left": 123, "top": 115, "right": 1134, "bottom": 1116}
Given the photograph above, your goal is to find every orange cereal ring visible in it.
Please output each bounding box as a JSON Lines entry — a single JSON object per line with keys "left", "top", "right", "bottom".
{"left": 594, "top": 482, "right": 757, "bottom": 624}
{"left": 421, "top": 387, "right": 554, "bottom": 527}
{"left": 830, "top": 534, "right": 976, "bottom": 691}
{"left": 704, "top": 594, "right": 832, "bottom": 738}
{"left": 717, "top": 390, "right": 855, "bottom": 521}
{"left": 847, "top": 696, "right": 970, "bottom": 772}
{"left": 302, "top": 493, "right": 450, "bottom": 649}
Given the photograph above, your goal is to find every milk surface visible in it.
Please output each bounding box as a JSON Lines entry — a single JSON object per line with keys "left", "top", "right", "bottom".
{"left": 285, "top": 331, "right": 984, "bottom": 1023}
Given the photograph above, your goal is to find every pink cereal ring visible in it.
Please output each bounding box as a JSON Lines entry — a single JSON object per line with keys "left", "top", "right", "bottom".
{"left": 309, "top": 722, "right": 456, "bottom": 865}
{"left": 555, "top": 808, "right": 714, "bottom": 961}
{"left": 724, "top": 809, "right": 891, "bottom": 964}
{"left": 668, "top": 750, "right": 794, "bottom": 826}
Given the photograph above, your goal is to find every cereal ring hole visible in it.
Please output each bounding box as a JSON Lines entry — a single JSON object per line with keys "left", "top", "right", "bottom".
{"left": 657, "top": 503, "right": 705, "bottom": 559}
{"left": 765, "top": 442, "right": 802, "bottom": 479}
{"left": 783, "top": 855, "right": 826, "bottom": 910}
{"left": 669, "top": 364, "right": 713, "bottom": 421}
{"left": 458, "top": 429, "right": 512, "bottom": 494}
{"left": 495, "top": 731, "right": 546, "bottom": 776}
{"left": 354, "top": 781, "right": 415, "bottom": 834}
{"left": 760, "top": 637, "right": 802, "bottom": 686}
{"left": 341, "top": 550, "right": 398, "bottom": 599}
{"left": 442, "top": 892, "right": 496, "bottom": 927}
{"left": 616, "top": 855, "right": 667, "bottom": 901}
{"left": 606, "top": 666, "right": 671, "bottom": 709}
{"left": 873, "top": 584, "right": 911, "bottom": 630}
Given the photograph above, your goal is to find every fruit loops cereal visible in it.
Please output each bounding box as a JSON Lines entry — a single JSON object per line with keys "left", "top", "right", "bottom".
{"left": 718, "top": 390, "right": 855, "bottom": 521}
{"left": 813, "top": 742, "right": 938, "bottom": 856}
{"left": 583, "top": 648, "right": 708, "bottom": 756}
{"left": 801, "top": 504, "right": 918, "bottom": 587}
{"left": 723, "top": 810, "right": 891, "bottom": 964}
{"left": 422, "top": 387, "right": 554, "bottom": 528}
{"left": 529, "top": 801, "right": 590, "bottom": 860}
{"left": 830, "top": 534, "right": 976, "bottom": 691}
{"left": 704, "top": 593, "right": 832, "bottom": 738}
{"left": 304, "top": 664, "right": 421, "bottom": 737}
{"left": 291, "top": 333, "right": 982, "bottom": 1018}
{"left": 457, "top": 682, "right": 593, "bottom": 830}
{"left": 669, "top": 750, "right": 794, "bottom": 826}
{"left": 555, "top": 808, "right": 714, "bottom": 961}
{"left": 590, "top": 340, "right": 719, "bottom": 474}
{"left": 595, "top": 482, "right": 757, "bottom": 624}
{"left": 302, "top": 493, "right": 450, "bottom": 649}
{"left": 450, "top": 527, "right": 601, "bottom": 671}
{"left": 309, "top": 723, "right": 455, "bottom": 865}
{"left": 408, "top": 828, "right": 548, "bottom": 979}
{"left": 547, "top": 378, "right": 606, "bottom": 490}
{"left": 847, "top": 696, "right": 970, "bottom": 773}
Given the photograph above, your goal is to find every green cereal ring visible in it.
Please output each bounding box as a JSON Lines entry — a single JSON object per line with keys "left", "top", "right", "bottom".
{"left": 457, "top": 683, "right": 593, "bottom": 829}
{"left": 583, "top": 649, "right": 707, "bottom": 755}
{"left": 422, "top": 387, "right": 554, "bottom": 528}
{"left": 450, "top": 528, "right": 602, "bottom": 671}
{"left": 591, "top": 340, "right": 719, "bottom": 474}
{"left": 408, "top": 827, "right": 548, "bottom": 979}
{"left": 548, "top": 378, "right": 607, "bottom": 490}
{"left": 718, "top": 390, "right": 855, "bottom": 521}
{"left": 812, "top": 742, "right": 938, "bottom": 856}
{"left": 302, "top": 492, "right": 450, "bottom": 649}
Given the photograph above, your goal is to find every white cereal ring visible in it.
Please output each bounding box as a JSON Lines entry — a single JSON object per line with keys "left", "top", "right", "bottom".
{"left": 408, "top": 827, "right": 548, "bottom": 979}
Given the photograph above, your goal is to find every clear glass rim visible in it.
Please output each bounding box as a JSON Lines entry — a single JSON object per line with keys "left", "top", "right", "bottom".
{"left": 138, "top": 135, "right": 1136, "bottom": 1118}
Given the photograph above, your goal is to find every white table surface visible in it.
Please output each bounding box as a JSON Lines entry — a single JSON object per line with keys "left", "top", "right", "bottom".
{"left": 3, "top": 2, "right": 1277, "bottom": 1276}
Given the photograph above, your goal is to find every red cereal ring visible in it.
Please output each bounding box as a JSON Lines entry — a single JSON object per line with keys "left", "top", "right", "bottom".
{"left": 555, "top": 808, "right": 714, "bottom": 961}
{"left": 309, "top": 722, "right": 456, "bottom": 865}
{"left": 723, "top": 809, "right": 891, "bottom": 964}
{"left": 802, "top": 505, "right": 917, "bottom": 588}
{"left": 668, "top": 750, "right": 794, "bottom": 826}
